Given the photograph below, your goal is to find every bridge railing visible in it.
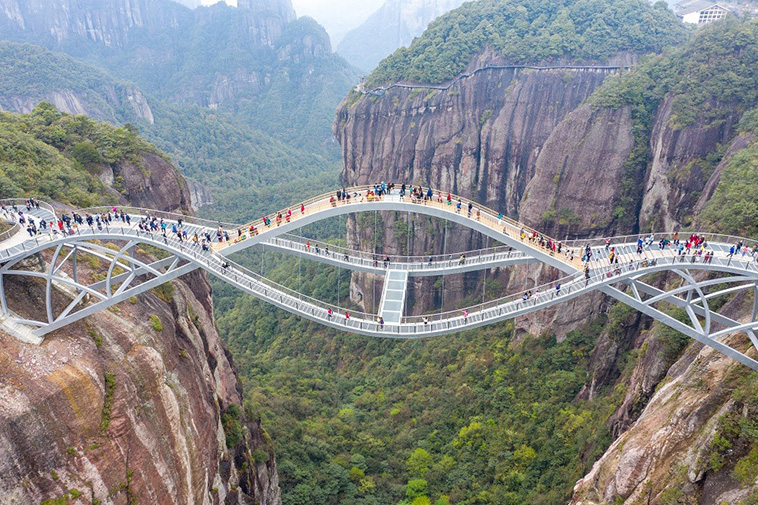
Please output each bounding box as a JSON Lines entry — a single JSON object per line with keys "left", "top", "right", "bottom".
{"left": 0, "top": 199, "right": 57, "bottom": 243}
{"left": 1, "top": 211, "right": 757, "bottom": 337}
{"left": 209, "top": 252, "right": 378, "bottom": 322}
{"left": 402, "top": 249, "right": 758, "bottom": 328}
{"left": 565, "top": 232, "right": 757, "bottom": 250}
{"left": 403, "top": 270, "right": 582, "bottom": 326}
{"left": 355, "top": 187, "right": 565, "bottom": 252}
{"left": 0, "top": 223, "right": 20, "bottom": 243}
{"left": 1, "top": 198, "right": 57, "bottom": 218}
{"left": 62, "top": 186, "right": 567, "bottom": 268}
{"left": 236, "top": 185, "right": 377, "bottom": 233}
{"left": 265, "top": 233, "right": 526, "bottom": 266}
{"left": 73, "top": 205, "right": 240, "bottom": 230}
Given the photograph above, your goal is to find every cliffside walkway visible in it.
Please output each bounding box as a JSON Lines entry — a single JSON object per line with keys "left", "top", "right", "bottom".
{"left": 1, "top": 189, "right": 757, "bottom": 369}
{"left": 362, "top": 64, "right": 629, "bottom": 96}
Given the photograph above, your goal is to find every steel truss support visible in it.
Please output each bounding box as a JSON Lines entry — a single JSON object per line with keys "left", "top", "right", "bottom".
{"left": 604, "top": 271, "right": 758, "bottom": 369}
{"left": 0, "top": 236, "right": 199, "bottom": 337}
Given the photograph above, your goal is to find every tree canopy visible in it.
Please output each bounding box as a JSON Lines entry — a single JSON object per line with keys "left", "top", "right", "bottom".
{"left": 367, "top": 0, "right": 688, "bottom": 86}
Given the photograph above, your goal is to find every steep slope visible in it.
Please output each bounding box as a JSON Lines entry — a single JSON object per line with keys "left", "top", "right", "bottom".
{"left": 0, "top": 105, "right": 281, "bottom": 504}
{"left": 0, "top": 42, "right": 154, "bottom": 125}
{"left": 337, "top": 0, "right": 467, "bottom": 73}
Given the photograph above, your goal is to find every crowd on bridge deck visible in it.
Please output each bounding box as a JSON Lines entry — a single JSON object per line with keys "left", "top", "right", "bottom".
{"left": 1, "top": 199, "right": 49, "bottom": 238}
{"left": 4, "top": 190, "right": 758, "bottom": 266}
{"left": 2, "top": 191, "right": 758, "bottom": 331}
{"left": 3, "top": 190, "right": 758, "bottom": 291}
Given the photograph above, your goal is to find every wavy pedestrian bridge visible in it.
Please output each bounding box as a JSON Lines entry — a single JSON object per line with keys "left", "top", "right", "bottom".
{"left": 1, "top": 188, "right": 757, "bottom": 369}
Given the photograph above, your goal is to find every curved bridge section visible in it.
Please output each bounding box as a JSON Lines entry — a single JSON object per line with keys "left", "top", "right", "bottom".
{"left": 1, "top": 189, "right": 757, "bottom": 370}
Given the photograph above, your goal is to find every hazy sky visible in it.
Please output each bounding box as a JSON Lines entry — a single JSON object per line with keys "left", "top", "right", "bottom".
{"left": 200, "top": 0, "right": 385, "bottom": 46}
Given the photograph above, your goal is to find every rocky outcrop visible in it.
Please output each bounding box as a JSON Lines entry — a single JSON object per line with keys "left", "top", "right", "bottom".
{"left": 638, "top": 95, "right": 740, "bottom": 232}
{"left": 0, "top": 270, "right": 280, "bottom": 504}
{"left": 112, "top": 152, "right": 193, "bottom": 211}
{"left": 519, "top": 103, "right": 635, "bottom": 237}
{"left": 337, "top": 62, "right": 620, "bottom": 217}
{"left": 0, "top": 85, "right": 155, "bottom": 125}
{"left": 0, "top": 148, "right": 280, "bottom": 504}
{"left": 570, "top": 332, "right": 757, "bottom": 505}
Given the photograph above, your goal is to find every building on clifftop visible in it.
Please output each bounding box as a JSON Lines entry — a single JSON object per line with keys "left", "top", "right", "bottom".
{"left": 675, "top": 0, "right": 758, "bottom": 24}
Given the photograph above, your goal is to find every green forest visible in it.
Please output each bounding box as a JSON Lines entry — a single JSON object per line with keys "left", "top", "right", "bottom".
{"left": 367, "top": 0, "right": 688, "bottom": 86}
{"left": 0, "top": 103, "right": 154, "bottom": 207}
{"left": 213, "top": 16, "right": 758, "bottom": 505}
{"left": 1, "top": 0, "right": 757, "bottom": 503}
{"left": 215, "top": 242, "right": 757, "bottom": 505}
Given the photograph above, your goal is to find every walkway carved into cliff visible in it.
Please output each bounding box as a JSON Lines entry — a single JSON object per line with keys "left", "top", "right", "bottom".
{"left": 361, "top": 64, "right": 630, "bottom": 96}
{"left": 1, "top": 188, "right": 757, "bottom": 369}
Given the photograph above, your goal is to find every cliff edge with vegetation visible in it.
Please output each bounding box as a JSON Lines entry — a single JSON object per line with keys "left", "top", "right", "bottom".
{"left": 0, "top": 105, "right": 281, "bottom": 505}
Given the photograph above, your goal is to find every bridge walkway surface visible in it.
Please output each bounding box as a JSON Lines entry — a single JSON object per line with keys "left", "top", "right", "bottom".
{"left": 379, "top": 270, "right": 409, "bottom": 324}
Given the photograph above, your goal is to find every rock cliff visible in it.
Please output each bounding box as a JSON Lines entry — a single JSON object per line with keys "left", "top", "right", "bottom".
{"left": 0, "top": 85, "right": 154, "bottom": 125}
{"left": 336, "top": 55, "right": 627, "bottom": 317}
{"left": 571, "top": 332, "right": 757, "bottom": 505}
{"left": 0, "top": 151, "right": 281, "bottom": 504}
{"left": 0, "top": 0, "right": 302, "bottom": 107}
{"left": 0, "top": 42, "right": 156, "bottom": 126}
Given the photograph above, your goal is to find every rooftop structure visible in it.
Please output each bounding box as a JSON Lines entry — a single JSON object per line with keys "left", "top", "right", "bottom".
{"left": 675, "top": 0, "right": 758, "bottom": 24}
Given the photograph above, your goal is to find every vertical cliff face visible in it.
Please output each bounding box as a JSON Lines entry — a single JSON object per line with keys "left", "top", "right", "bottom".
{"left": 0, "top": 0, "right": 295, "bottom": 48}
{"left": 0, "top": 85, "right": 154, "bottom": 125}
{"left": 0, "top": 0, "right": 303, "bottom": 108}
{"left": 0, "top": 152, "right": 281, "bottom": 505}
{"left": 336, "top": 58, "right": 626, "bottom": 316}
{"left": 337, "top": 64, "right": 619, "bottom": 217}
{"left": 518, "top": 103, "right": 635, "bottom": 237}
{"left": 0, "top": 0, "right": 190, "bottom": 47}
{"left": 638, "top": 94, "right": 740, "bottom": 232}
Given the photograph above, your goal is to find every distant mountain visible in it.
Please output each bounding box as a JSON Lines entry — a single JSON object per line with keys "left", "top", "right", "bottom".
{"left": 0, "top": 42, "right": 155, "bottom": 124}
{"left": 0, "top": 42, "right": 341, "bottom": 221}
{"left": 0, "top": 0, "right": 356, "bottom": 151}
{"left": 336, "top": 0, "right": 466, "bottom": 73}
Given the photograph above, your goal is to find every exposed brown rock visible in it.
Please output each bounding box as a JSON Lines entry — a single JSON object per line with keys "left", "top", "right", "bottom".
{"left": 570, "top": 332, "right": 756, "bottom": 505}
{"left": 519, "top": 103, "right": 635, "bottom": 237}
{"left": 639, "top": 95, "right": 740, "bottom": 232}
